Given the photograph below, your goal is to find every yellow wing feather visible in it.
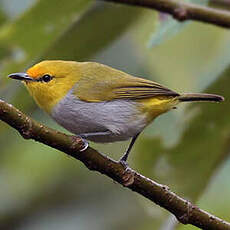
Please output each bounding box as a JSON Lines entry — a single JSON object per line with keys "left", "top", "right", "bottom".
{"left": 74, "top": 62, "right": 179, "bottom": 102}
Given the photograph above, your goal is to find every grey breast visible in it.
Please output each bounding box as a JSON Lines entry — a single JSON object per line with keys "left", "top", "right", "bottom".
{"left": 51, "top": 89, "right": 147, "bottom": 142}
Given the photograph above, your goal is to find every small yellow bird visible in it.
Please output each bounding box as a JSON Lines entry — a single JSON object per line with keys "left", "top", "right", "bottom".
{"left": 9, "top": 60, "right": 224, "bottom": 163}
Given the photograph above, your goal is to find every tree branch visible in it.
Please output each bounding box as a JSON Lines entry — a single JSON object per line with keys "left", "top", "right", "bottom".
{"left": 0, "top": 99, "right": 230, "bottom": 230}
{"left": 100, "top": 0, "right": 230, "bottom": 29}
{"left": 211, "top": 0, "right": 230, "bottom": 10}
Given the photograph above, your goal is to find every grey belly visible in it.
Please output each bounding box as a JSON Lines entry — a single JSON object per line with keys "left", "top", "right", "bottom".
{"left": 51, "top": 90, "right": 148, "bottom": 143}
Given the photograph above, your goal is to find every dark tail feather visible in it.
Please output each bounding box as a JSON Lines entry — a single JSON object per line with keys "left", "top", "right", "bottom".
{"left": 179, "top": 93, "right": 224, "bottom": 102}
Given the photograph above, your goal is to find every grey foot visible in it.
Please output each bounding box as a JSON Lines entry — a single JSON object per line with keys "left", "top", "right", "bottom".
{"left": 79, "top": 138, "right": 89, "bottom": 152}
{"left": 119, "top": 157, "right": 130, "bottom": 169}
{"left": 71, "top": 136, "right": 89, "bottom": 152}
{"left": 75, "top": 135, "right": 89, "bottom": 152}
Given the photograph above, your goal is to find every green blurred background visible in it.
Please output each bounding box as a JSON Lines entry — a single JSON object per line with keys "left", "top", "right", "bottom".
{"left": 0, "top": 0, "right": 230, "bottom": 229}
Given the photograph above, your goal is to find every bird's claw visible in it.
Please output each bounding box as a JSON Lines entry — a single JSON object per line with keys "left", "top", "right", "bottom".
{"left": 79, "top": 137, "right": 89, "bottom": 152}
{"left": 71, "top": 135, "right": 89, "bottom": 152}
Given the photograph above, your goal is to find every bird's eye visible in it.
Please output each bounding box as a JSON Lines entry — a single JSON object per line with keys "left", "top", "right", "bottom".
{"left": 41, "top": 74, "right": 53, "bottom": 83}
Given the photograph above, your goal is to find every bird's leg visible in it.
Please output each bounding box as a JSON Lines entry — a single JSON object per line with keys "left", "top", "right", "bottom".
{"left": 119, "top": 133, "right": 140, "bottom": 166}
{"left": 78, "top": 131, "right": 112, "bottom": 151}
{"left": 79, "top": 131, "right": 111, "bottom": 139}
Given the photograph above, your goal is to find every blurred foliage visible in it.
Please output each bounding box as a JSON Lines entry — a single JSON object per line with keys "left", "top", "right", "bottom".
{"left": 148, "top": 0, "right": 209, "bottom": 47}
{"left": 0, "top": 0, "right": 230, "bottom": 230}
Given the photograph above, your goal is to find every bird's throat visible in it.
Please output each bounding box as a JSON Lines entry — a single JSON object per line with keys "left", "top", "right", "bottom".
{"left": 24, "top": 82, "right": 69, "bottom": 114}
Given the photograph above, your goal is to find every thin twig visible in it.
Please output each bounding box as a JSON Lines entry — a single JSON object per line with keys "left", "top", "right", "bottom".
{"left": 100, "top": 0, "right": 230, "bottom": 28}
{"left": 211, "top": 0, "right": 230, "bottom": 9}
{"left": 0, "top": 99, "right": 230, "bottom": 230}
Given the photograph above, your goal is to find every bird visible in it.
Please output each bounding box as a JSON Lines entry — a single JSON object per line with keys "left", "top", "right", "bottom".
{"left": 8, "top": 60, "right": 224, "bottom": 164}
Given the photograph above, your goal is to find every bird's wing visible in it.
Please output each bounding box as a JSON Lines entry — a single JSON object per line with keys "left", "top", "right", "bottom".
{"left": 74, "top": 62, "right": 179, "bottom": 102}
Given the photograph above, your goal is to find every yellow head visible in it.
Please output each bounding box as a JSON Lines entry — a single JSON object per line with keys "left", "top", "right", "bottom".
{"left": 9, "top": 60, "right": 82, "bottom": 113}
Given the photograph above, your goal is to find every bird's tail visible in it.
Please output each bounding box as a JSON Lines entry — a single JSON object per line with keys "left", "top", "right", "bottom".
{"left": 178, "top": 93, "right": 224, "bottom": 102}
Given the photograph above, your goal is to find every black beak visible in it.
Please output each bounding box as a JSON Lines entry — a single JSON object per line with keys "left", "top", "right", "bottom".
{"left": 8, "top": 72, "right": 34, "bottom": 81}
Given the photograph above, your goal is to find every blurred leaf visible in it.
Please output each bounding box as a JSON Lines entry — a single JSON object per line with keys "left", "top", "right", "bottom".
{"left": 133, "top": 19, "right": 230, "bottom": 93}
{"left": 178, "top": 157, "right": 230, "bottom": 230}
{"left": 149, "top": 0, "right": 209, "bottom": 47}
{"left": 0, "top": 7, "right": 8, "bottom": 59}
{"left": 2, "top": 3, "right": 145, "bottom": 117}
{"left": 43, "top": 4, "right": 145, "bottom": 61}
{"left": 0, "top": 0, "right": 36, "bottom": 20}
{"left": 0, "top": 0, "right": 93, "bottom": 132}
{"left": 1, "top": 2, "right": 230, "bottom": 229}
{"left": 135, "top": 65, "right": 230, "bottom": 224}
{"left": 0, "top": 0, "right": 93, "bottom": 78}
{"left": 0, "top": 2, "right": 145, "bottom": 154}
{"left": 0, "top": 4, "right": 147, "bottom": 228}
{"left": 0, "top": 6, "right": 7, "bottom": 26}
{"left": 148, "top": 15, "right": 188, "bottom": 47}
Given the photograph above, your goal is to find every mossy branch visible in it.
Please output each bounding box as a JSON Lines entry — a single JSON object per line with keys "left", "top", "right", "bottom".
{"left": 0, "top": 99, "right": 230, "bottom": 230}
{"left": 100, "top": 0, "right": 230, "bottom": 28}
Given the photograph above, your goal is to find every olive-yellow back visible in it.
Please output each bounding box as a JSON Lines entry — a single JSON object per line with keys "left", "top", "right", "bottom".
{"left": 25, "top": 60, "right": 179, "bottom": 115}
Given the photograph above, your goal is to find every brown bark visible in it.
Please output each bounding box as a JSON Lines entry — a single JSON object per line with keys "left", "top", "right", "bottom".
{"left": 0, "top": 99, "right": 230, "bottom": 229}
{"left": 100, "top": 0, "right": 230, "bottom": 28}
